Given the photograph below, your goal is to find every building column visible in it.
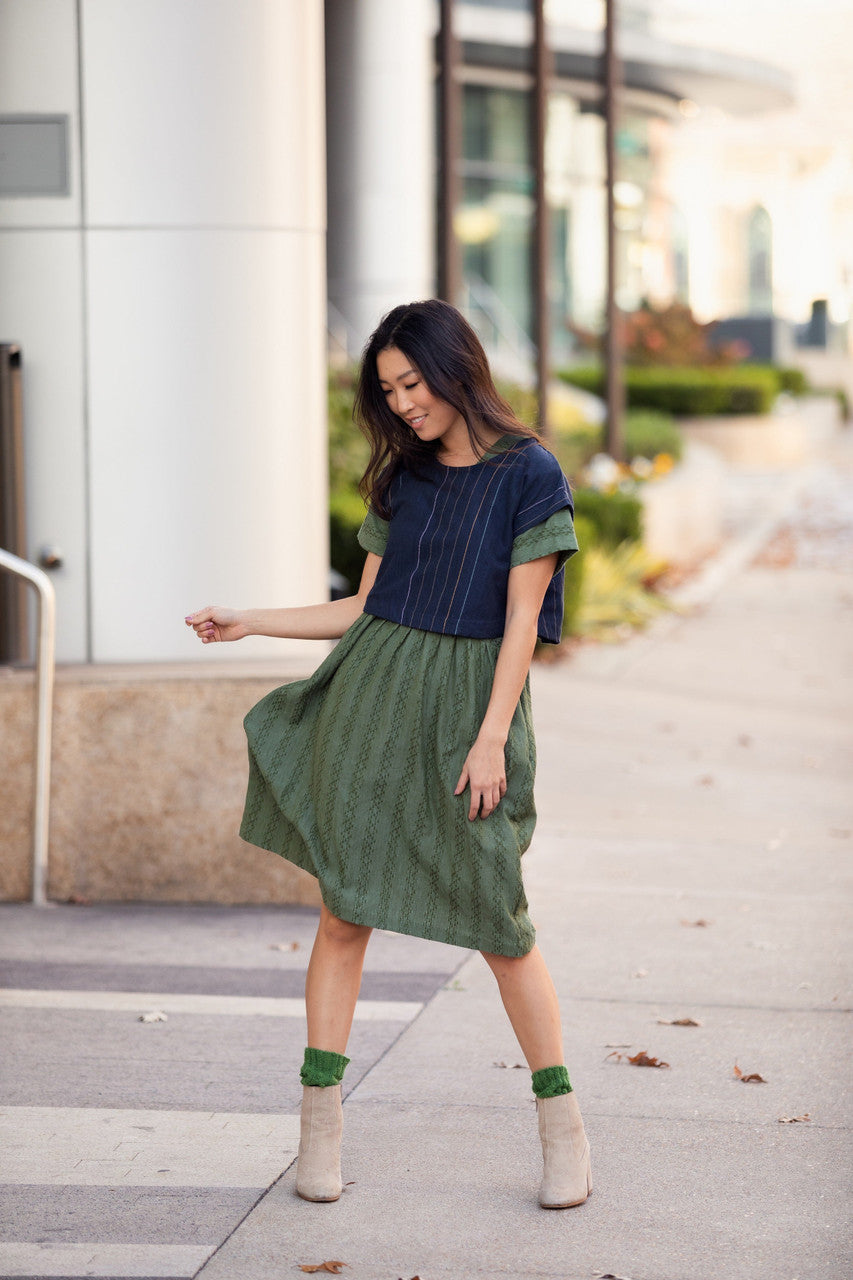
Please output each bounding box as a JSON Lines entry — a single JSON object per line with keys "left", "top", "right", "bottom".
{"left": 326, "top": 0, "right": 436, "bottom": 354}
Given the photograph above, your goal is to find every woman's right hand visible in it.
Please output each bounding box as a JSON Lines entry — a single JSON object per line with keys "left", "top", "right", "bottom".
{"left": 185, "top": 606, "right": 248, "bottom": 644}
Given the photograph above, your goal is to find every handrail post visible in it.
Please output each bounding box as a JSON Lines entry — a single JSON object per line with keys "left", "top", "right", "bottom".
{"left": 0, "top": 548, "right": 56, "bottom": 906}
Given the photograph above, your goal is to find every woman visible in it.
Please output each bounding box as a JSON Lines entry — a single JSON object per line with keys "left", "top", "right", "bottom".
{"left": 186, "top": 299, "right": 592, "bottom": 1209}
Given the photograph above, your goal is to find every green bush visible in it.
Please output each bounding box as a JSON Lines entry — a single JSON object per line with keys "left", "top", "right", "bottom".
{"left": 770, "top": 366, "right": 809, "bottom": 395}
{"left": 329, "top": 487, "right": 367, "bottom": 594}
{"left": 572, "top": 488, "right": 642, "bottom": 548}
{"left": 624, "top": 410, "right": 683, "bottom": 462}
{"left": 328, "top": 370, "right": 369, "bottom": 493}
{"left": 559, "top": 365, "right": 779, "bottom": 416}
{"left": 562, "top": 513, "right": 593, "bottom": 637}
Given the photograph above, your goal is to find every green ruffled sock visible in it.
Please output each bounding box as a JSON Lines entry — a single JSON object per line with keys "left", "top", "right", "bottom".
{"left": 531, "top": 1064, "right": 573, "bottom": 1099}
{"left": 300, "top": 1046, "right": 350, "bottom": 1089}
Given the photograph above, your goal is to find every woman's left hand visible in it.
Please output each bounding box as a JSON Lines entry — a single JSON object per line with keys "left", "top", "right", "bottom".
{"left": 454, "top": 736, "right": 507, "bottom": 821}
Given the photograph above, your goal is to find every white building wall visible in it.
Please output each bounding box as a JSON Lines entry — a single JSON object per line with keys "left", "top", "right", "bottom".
{"left": 0, "top": 0, "right": 328, "bottom": 663}
{"left": 326, "top": 0, "right": 436, "bottom": 353}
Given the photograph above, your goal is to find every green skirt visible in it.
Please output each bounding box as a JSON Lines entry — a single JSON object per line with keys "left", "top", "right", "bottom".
{"left": 240, "top": 613, "right": 537, "bottom": 956}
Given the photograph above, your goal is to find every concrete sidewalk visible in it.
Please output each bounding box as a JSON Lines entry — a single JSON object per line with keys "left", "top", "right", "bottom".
{"left": 2, "top": 444, "right": 852, "bottom": 1279}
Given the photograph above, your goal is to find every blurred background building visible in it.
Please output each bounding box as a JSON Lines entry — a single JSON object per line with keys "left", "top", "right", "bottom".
{"left": 2, "top": 0, "right": 851, "bottom": 665}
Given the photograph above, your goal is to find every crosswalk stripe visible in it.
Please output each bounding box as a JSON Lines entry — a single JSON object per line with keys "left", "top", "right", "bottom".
{"left": 0, "top": 988, "right": 423, "bottom": 1021}
{"left": 0, "top": 1106, "right": 300, "bottom": 1187}
{"left": 0, "top": 1241, "right": 214, "bottom": 1277}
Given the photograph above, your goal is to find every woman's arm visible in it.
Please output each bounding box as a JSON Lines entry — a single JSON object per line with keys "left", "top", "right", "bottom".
{"left": 454, "top": 553, "right": 558, "bottom": 820}
{"left": 185, "top": 553, "right": 382, "bottom": 644}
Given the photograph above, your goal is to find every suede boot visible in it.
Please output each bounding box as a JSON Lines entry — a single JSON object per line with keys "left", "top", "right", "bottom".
{"left": 295, "top": 1084, "right": 343, "bottom": 1202}
{"left": 537, "top": 1091, "right": 592, "bottom": 1208}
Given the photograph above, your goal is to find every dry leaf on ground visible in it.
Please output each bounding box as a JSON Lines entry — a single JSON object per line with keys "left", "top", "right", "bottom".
{"left": 270, "top": 941, "right": 300, "bottom": 951}
{"left": 733, "top": 1063, "right": 767, "bottom": 1083}
{"left": 778, "top": 1113, "right": 811, "bottom": 1124}
{"left": 493, "top": 1061, "right": 526, "bottom": 1069}
{"left": 680, "top": 918, "right": 712, "bottom": 927}
{"left": 657, "top": 1017, "right": 702, "bottom": 1027}
{"left": 606, "top": 1049, "right": 670, "bottom": 1068}
{"left": 138, "top": 1011, "right": 168, "bottom": 1023}
{"left": 298, "top": 1264, "right": 348, "bottom": 1275}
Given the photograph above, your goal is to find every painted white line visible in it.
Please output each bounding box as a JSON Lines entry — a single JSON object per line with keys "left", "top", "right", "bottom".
{"left": 0, "top": 1241, "right": 214, "bottom": 1277}
{"left": 0, "top": 988, "right": 423, "bottom": 1022}
{"left": 0, "top": 1106, "right": 300, "bottom": 1187}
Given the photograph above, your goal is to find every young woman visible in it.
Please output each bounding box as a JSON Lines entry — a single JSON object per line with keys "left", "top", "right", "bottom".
{"left": 186, "top": 299, "right": 592, "bottom": 1209}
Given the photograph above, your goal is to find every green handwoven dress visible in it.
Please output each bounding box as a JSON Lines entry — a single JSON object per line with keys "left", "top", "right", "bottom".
{"left": 240, "top": 459, "right": 577, "bottom": 958}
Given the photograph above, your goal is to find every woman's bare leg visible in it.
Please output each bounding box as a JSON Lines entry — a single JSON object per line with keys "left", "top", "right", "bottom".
{"left": 305, "top": 903, "right": 373, "bottom": 1054}
{"left": 480, "top": 945, "right": 564, "bottom": 1071}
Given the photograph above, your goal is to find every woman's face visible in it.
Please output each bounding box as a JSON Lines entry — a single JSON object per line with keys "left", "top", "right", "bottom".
{"left": 376, "top": 346, "right": 466, "bottom": 449}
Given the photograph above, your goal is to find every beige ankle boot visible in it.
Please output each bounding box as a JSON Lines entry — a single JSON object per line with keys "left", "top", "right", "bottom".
{"left": 537, "top": 1091, "right": 592, "bottom": 1208}
{"left": 295, "top": 1085, "right": 343, "bottom": 1202}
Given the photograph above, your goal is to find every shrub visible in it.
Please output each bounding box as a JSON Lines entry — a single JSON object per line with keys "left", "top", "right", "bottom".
{"left": 624, "top": 410, "right": 683, "bottom": 463}
{"left": 572, "top": 487, "right": 642, "bottom": 548}
{"left": 329, "top": 488, "right": 366, "bottom": 594}
{"left": 559, "top": 365, "right": 779, "bottom": 416}
{"left": 328, "top": 369, "right": 369, "bottom": 493}
{"left": 771, "top": 366, "right": 809, "bottom": 396}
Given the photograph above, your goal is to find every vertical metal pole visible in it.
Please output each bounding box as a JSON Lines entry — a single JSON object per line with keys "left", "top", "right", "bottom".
{"left": 438, "top": 0, "right": 462, "bottom": 306}
{"left": 0, "top": 345, "right": 28, "bottom": 661}
{"left": 532, "top": 0, "right": 552, "bottom": 438}
{"left": 604, "top": 0, "right": 624, "bottom": 459}
{"left": 0, "top": 550, "right": 56, "bottom": 907}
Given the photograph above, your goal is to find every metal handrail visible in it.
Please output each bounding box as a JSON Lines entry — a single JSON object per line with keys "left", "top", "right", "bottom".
{"left": 0, "top": 548, "right": 56, "bottom": 906}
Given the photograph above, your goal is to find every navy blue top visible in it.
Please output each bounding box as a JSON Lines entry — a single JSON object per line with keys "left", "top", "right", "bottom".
{"left": 357, "top": 436, "right": 576, "bottom": 644}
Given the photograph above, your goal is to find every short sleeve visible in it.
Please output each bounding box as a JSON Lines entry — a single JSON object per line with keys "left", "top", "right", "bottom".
{"left": 511, "top": 507, "right": 578, "bottom": 574}
{"left": 513, "top": 445, "right": 574, "bottom": 540}
{"left": 357, "top": 506, "right": 389, "bottom": 556}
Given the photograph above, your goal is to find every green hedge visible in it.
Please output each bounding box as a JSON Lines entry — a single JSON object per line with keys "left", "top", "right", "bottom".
{"left": 572, "top": 487, "right": 642, "bottom": 548}
{"left": 623, "top": 410, "right": 683, "bottom": 462}
{"left": 559, "top": 365, "right": 779, "bottom": 416}
{"left": 329, "top": 488, "right": 366, "bottom": 594}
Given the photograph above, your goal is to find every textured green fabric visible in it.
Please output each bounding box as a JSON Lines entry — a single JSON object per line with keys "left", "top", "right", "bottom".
{"left": 240, "top": 612, "right": 537, "bottom": 957}
{"left": 358, "top": 505, "right": 389, "bottom": 556}
{"left": 511, "top": 508, "right": 578, "bottom": 573}
{"left": 531, "top": 1065, "right": 573, "bottom": 1098}
{"left": 300, "top": 1046, "right": 350, "bottom": 1088}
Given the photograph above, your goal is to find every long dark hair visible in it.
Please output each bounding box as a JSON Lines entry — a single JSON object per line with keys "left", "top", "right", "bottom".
{"left": 354, "top": 299, "right": 538, "bottom": 517}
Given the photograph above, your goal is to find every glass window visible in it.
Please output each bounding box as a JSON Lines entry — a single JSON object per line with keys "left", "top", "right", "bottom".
{"left": 458, "top": 84, "right": 535, "bottom": 374}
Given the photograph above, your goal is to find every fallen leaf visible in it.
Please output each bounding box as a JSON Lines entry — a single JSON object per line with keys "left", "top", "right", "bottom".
{"left": 67, "top": 893, "right": 91, "bottom": 905}
{"left": 657, "top": 1017, "right": 702, "bottom": 1027}
{"left": 138, "top": 1011, "right": 168, "bottom": 1023}
{"left": 733, "top": 1063, "right": 767, "bottom": 1083}
{"left": 493, "top": 1061, "right": 526, "bottom": 1069}
{"left": 737, "top": 734, "right": 752, "bottom": 747}
{"left": 697, "top": 774, "right": 715, "bottom": 786}
{"left": 604, "top": 1043, "right": 632, "bottom": 1049}
{"left": 595, "top": 1272, "right": 636, "bottom": 1279}
{"left": 628, "top": 1050, "right": 670, "bottom": 1068}
{"left": 269, "top": 941, "right": 300, "bottom": 951}
{"left": 778, "top": 1113, "right": 811, "bottom": 1124}
{"left": 680, "top": 918, "right": 712, "bottom": 928}
{"left": 606, "top": 1049, "right": 670, "bottom": 1068}
{"left": 298, "top": 1264, "right": 348, "bottom": 1275}
{"left": 630, "top": 968, "right": 649, "bottom": 979}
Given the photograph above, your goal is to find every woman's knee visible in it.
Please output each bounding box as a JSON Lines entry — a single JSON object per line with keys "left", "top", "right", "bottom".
{"left": 318, "top": 905, "right": 372, "bottom": 948}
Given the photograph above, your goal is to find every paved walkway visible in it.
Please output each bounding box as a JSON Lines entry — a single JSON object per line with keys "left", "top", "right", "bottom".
{"left": 1, "top": 439, "right": 851, "bottom": 1280}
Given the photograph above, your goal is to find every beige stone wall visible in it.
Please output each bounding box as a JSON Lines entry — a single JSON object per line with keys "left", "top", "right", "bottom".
{"left": 0, "top": 662, "right": 324, "bottom": 906}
